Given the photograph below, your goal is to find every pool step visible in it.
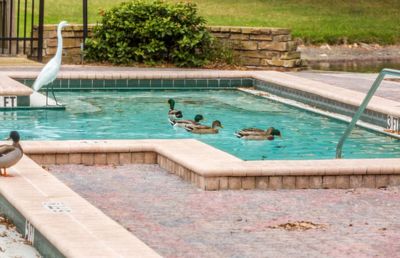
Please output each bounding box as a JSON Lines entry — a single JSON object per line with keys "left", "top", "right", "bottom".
{"left": 0, "top": 75, "right": 63, "bottom": 110}
{"left": 22, "top": 139, "right": 400, "bottom": 191}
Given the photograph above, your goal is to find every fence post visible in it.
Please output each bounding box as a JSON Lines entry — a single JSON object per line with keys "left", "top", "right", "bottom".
{"left": 83, "top": 0, "right": 88, "bottom": 47}
{"left": 37, "top": 0, "right": 44, "bottom": 62}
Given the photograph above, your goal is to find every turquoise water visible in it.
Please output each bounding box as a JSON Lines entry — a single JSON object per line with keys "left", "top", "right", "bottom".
{"left": 1, "top": 90, "right": 400, "bottom": 160}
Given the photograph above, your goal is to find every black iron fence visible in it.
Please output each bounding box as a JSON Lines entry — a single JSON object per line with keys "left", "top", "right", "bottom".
{"left": 0, "top": 0, "right": 44, "bottom": 61}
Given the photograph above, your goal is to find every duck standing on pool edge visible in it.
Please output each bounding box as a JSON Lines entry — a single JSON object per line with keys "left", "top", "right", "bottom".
{"left": 235, "top": 127, "right": 282, "bottom": 140}
{"left": 167, "top": 99, "right": 183, "bottom": 120}
{"left": 0, "top": 131, "right": 23, "bottom": 177}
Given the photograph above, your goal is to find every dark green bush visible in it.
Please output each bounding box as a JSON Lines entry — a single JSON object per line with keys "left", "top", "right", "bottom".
{"left": 85, "top": 0, "right": 214, "bottom": 67}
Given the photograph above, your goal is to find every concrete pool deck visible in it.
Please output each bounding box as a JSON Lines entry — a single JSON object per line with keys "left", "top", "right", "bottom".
{"left": 49, "top": 163, "right": 400, "bottom": 258}
{"left": 0, "top": 65, "right": 399, "bottom": 256}
{"left": 288, "top": 70, "right": 400, "bottom": 102}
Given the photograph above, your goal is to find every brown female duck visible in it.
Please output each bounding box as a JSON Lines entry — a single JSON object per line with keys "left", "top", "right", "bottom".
{"left": 185, "top": 120, "right": 223, "bottom": 134}
{"left": 235, "top": 127, "right": 281, "bottom": 140}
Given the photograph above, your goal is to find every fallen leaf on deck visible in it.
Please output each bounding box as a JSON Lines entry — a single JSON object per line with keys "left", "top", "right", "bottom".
{"left": 268, "top": 221, "right": 327, "bottom": 231}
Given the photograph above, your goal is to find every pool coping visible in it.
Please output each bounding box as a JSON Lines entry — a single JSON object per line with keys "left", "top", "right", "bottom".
{"left": 0, "top": 74, "right": 33, "bottom": 96}
{"left": 3, "top": 152, "right": 161, "bottom": 258}
{"left": 22, "top": 139, "right": 400, "bottom": 188}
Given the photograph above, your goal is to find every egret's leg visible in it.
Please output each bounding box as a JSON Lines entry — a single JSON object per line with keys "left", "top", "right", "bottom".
{"left": 51, "top": 83, "right": 59, "bottom": 105}
{"left": 46, "top": 86, "right": 49, "bottom": 106}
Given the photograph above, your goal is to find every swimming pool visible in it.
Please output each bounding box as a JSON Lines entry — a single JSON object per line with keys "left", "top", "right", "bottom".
{"left": 2, "top": 90, "right": 399, "bottom": 160}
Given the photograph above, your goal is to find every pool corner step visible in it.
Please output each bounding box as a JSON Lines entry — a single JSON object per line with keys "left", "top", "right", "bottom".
{"left": 0, "top": 75, "right": 63, "bottom": 110}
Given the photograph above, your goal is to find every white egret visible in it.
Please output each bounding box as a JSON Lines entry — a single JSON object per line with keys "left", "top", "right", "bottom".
{"left": 33, "top": 21, "right": 69, "bottom": 92}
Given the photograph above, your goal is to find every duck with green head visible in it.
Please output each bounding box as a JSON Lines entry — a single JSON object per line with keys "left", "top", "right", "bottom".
{"left": 235, "top": 127, "right": 281, "bottom": 140}
{"left": 167, "top": 99, "right": 183, "bottom": 120}
{"left": 170, "top": 114, "right": 204, "bottom": 128}
{"left": 186, "top": 120, "right": 223, "bottom": 134}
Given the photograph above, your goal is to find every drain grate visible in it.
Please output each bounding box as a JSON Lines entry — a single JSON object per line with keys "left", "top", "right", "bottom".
{"left": 43, "top": 201, "right": 71, "bottom": 213}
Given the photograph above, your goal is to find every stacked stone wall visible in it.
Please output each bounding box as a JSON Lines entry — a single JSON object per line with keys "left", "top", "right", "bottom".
{"left": 210, "top": 26, "right": 302, "bottom": 70}
{"left": 33, "top": 24, "right": 303, "bottom": 70}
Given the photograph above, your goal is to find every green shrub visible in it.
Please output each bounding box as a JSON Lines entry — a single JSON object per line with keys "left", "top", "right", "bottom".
{"left": 85, "top": 0, "right": 214, "bottom": 67}
{"left": 205, "top": 39, "right": 240, "bottom": 66}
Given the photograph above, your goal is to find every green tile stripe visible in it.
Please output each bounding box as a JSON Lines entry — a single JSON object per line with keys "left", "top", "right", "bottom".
{"left": 19, "top": 78, "right": 254, "bottom": 91}
{"left": 254, "top": 79, "right": 388, "bottom": 128}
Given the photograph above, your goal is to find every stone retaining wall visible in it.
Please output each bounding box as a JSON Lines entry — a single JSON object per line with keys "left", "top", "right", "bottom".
{"left": 210, "top": 26, "right": 302, "bottom": 70}
{"left": 32, "top": 24, "right": 303, "bottom": 70}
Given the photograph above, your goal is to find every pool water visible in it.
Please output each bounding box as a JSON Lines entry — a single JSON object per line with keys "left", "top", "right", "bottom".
{"left": 2, "top": 90, "right": 400, "bottom": 160}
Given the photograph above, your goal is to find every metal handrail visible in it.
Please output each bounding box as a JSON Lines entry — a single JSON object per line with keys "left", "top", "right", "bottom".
{"left": 336, "top": 68, "right": 400, "bottom": 158}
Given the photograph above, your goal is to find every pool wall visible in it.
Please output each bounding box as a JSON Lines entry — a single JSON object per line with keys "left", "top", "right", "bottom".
{"left": 255, "top": 80, "right": 388, "bottom": 127}
{"left": 0, "top": 194, "right": 65, "bottom": 258}
{"left": 23, "top": 139, "right": 400, "bottom": 191}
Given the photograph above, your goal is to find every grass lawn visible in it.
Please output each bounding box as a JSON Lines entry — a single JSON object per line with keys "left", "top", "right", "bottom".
{"left": 25, "top": 0, "right": 400, "bottom": 44}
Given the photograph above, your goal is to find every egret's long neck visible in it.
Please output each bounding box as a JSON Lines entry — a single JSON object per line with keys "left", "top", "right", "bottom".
{"left": 55, "top": 25, "right": 64, "bottom": 62}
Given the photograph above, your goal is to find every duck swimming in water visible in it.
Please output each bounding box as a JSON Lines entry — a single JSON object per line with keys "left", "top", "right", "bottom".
{"left": 170, "top": 114, "right": 204, "bottom": 128}
{"left": 186, "top": 120, "right": 223, "bottom": 134}
{"left": 167, "top": 99, "right": 183, "bottom": 120}
{"left": 235, "top": 127, "right": 281, "bottom": 140}
{"left": 0, "top": 131, "right": 23, "bottom": 176}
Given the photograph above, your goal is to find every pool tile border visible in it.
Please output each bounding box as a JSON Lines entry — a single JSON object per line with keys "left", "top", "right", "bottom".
{"left": 19, "top": 78, "right": 255, "bottom": 90}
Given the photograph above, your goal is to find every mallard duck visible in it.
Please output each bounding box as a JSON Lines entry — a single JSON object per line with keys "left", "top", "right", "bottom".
{"left": 235, "top": 127, "right": 281, "bottom": 140}
{"left": 170, "top": 114, "right": 204, "bottom": 127}
{"left": 167, "top": 99, "right": 183, "bottom": 119}
{"left": 0, "top": 131, "right": 23, "bottom": 176}
{"left": 186, "top": 120, "right": 223, "bottom": 134}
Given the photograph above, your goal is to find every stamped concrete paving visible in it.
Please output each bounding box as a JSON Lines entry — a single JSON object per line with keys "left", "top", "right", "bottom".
{"left": 289, "top": 71, "right": 400, "bottom": 102}
{"left": 49, "top": 164, "right": 400, "bottom": 258}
